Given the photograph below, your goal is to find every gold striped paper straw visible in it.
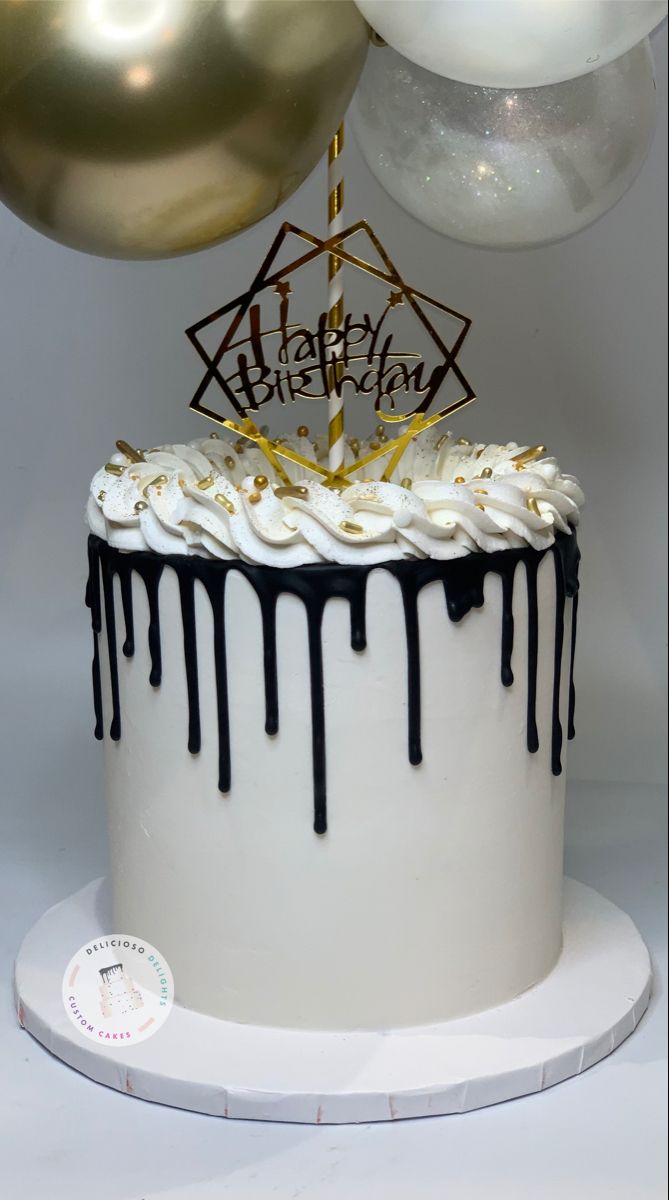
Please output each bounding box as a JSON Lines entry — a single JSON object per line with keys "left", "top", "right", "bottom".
{"left": 327, "top": 123, "right": 345, "bottom": 475}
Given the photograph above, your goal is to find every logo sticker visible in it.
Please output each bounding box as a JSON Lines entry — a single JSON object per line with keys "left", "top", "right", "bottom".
{"left": 62, "top": 935, "right": 174, "bottom": 1045}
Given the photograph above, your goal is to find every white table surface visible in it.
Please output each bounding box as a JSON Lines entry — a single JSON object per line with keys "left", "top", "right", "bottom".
{"left": 1, "top": 780, "right": 666, "bottom": 1200}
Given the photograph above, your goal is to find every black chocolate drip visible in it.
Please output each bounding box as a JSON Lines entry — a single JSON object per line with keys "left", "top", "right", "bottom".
{"left": 87, "top": 532, "right": 580, "bottom": 835}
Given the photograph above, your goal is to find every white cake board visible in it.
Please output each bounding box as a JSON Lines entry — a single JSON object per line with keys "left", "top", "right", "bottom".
{"left": 14, "top": 877, "right": 651, "bottom": 1125}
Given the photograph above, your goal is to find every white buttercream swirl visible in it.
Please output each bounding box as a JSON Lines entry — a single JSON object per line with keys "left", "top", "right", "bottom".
{"left": 87, "top": 431, "right": 584, "bottom": 566}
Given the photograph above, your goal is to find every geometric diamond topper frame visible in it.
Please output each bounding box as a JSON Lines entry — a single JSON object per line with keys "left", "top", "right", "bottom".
{"left": 186, "top": 220, "right": 476, "bottom": 487}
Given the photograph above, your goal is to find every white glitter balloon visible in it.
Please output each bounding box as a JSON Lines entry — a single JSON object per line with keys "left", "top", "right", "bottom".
{"left": 356, "top": 0, "right": 667, "bottom": 89}
{"left": 350, "top": 41, "right": 658, "bottom": 249}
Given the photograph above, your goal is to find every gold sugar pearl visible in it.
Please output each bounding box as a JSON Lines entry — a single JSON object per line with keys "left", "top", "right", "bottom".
{"left": 340, "top": 520, "right": 364, "bottom": 535}
{"left": 248, "top": 491, "right": 262, "bottom": 505}
{"left": 455, "top": 436, "right": 472, "bottom": 446}
{"left": 400, "top": 477, "right": 412, "bottom": 490}
{"left": 350, "top": 438, "right": 361, "bottom": 455}
{"left": 105, "top": 463, "right": 124, "bottom": 476}
{"left": 214, "top": 493, "right": 235, "bottom": 514}
{"left": 224, "top": 456, "right": 235, "bottom": 470}
{"left": 134, "top": 501, "right": 148, "bottom": 513}
{"left": 474, "top": 488, "right": 488, "bottom": 495}
{"left": 97, "top": 490, "right": 106, "bottom": 501}
{"left": 253, "top": 474, "right": 269, "bottom": 491}
{"left": 527, "top": 496, "right": 542, "bottom": 517}
{"left": 296, "top": 425, "right": 310, "bottom": 438}
{"left": 454, "top": 476, "right": 466, "bottom": 484}
{"left": 369, "top": 440, "right": 381, "bottom": 451}
{"left": 480, "top": 467, "right": 493, "bottom": 479}
{"left": 196, "top": 475, "right": 214, "bottom": 491}
{"left": 274, "top": 485, "right": 309, "bottom": 500}
{"left": 234, "top": 441, "right": 245, "bottom": 455}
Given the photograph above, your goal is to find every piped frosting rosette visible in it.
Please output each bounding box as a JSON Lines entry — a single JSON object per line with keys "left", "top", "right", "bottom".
{"left": 88, "top": 430, "right": 584, "bottom": 566}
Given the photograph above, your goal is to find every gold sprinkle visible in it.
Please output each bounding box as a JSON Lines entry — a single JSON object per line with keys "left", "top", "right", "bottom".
{"left": 234, "top": 441, "right": 245, "bottom": 455}
{"left": 224, "top": 456, "right": 235, "bottom": 470}
{"left": 253, "top": 474, "right": 269, "bottom": 491}
{"left": 475, "top": 448, "right": 485, "bottom": 459}
{"left": 350, "top": 438, "right": 361, "bottom": 454}
{"left": 248, "top": 491, "right": 261, "bottom": 505}
{"left": 142, "top": 474, "right": 168, "bottom": 496}
{"left": 475, "top": 503, "right": 486, "bottom": 511}
{"left": 340, "top": 520, "right": 364, "bottom": 535}
{"left": 436, "top": 434, "right": 448, "bottom": 450}
{"left": 97, "top": 490, "right": 106, "bottom": 501}
{"left": 274, "top": 485, "right": 309, "bottom": 500}
{"left": 296, "top": 425, "right": 309, "bottom": 438}
{"left": 400, "top": 477, "right": 412, "bottom": 490}
{"left": 134, "top": 501, "right": 148, "bottom": 513}
{"left": 527, "top": 496, "right": 542, "bottom": 517}
{"left": 369, "top": 441, "right": 380, "bottom": 451}
{"left": 474, "top": 488, "right": 488, "bottom": 495}
{"left": 455, "top": 436, "right": 472, "bottom": 446}
{"left": 105, "top": 463, "right": 124, "bottom": 476}
{"left": 375, "top": 424, "right": 385, "bottom": 437}
{"left": 454, "top": 476, "right": 466, "bottom": 484}
{"left": 214, "top": 493, "right": 235, "bottom": 514}
{"left": 480, "top": 467, "right": 493, "bottom": 479}
{"left": 511, "top": 445, "right": 547, "bottom": 465}
{"left": 514, "top": 462, "right": 525, "bottom": 472}
{"left": 196, "top": 475, "right": 214, "bottom": 491}
{"left": 116, "top": 440, "right": 144, "bottom": 463}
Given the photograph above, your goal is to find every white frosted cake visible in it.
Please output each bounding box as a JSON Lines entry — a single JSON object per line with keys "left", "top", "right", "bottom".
{"left": 87, "top": 429, "right": 583, "bottom": 1031}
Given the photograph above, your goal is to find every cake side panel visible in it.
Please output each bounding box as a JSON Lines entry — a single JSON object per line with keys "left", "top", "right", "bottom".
{"left": 97, "top": 551, "right": 572, "bottom": 1030}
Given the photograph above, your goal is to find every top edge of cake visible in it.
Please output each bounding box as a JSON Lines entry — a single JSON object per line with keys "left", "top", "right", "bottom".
{"left": 87, "top": 428, "right": 584, "bottom": 567}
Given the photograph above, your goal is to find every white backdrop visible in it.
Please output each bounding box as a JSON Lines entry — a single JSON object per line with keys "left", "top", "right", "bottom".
{"left": 0, "top": 27, "right": 666, "bottom": 791}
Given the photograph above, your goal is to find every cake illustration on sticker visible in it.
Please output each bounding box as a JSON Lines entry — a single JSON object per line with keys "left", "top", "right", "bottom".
{"left": 86, "top": 221, "right": 583, "bottom": 1031}
{"left": 98, "top": 963, "right": 143, "bottom": 1019}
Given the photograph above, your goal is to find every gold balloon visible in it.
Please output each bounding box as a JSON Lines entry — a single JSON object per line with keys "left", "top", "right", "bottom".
{"left": 0, "top": 0, "right": 368, "bottom": 258}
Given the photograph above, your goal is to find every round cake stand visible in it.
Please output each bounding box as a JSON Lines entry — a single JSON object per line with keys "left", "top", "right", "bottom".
{"left": 14, "top": 877, "right": 651, "bottom": 1125}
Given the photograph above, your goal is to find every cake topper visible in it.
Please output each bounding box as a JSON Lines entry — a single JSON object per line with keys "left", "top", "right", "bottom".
{"left": 186, "top": 217, "right": 476, "bottom": 489}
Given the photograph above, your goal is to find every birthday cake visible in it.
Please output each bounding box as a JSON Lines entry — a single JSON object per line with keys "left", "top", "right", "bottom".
{"left": 86, "top": 428, "right": 583, "bottom": 1030}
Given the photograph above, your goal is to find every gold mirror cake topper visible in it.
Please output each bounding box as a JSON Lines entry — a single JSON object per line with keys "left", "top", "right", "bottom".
{"left": 186, "top": 220, "right": 476, "bottom": 488}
